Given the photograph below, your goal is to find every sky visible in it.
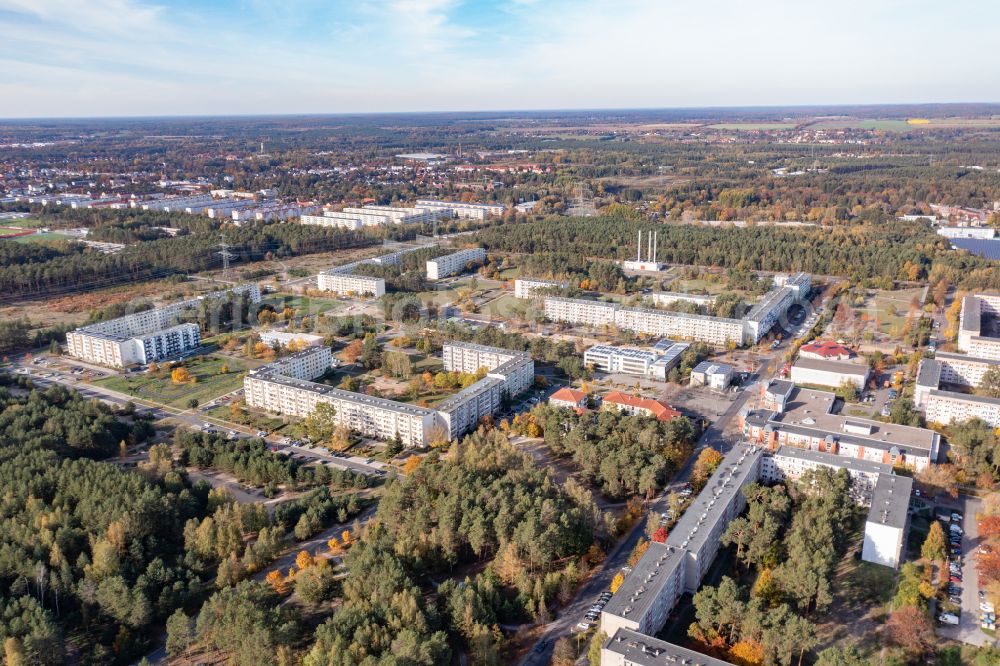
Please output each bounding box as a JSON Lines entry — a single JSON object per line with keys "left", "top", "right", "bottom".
{"left": 1, "top": 0, "right": 998, "bottom": 118}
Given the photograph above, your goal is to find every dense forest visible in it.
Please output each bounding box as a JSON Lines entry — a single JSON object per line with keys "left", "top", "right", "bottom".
{"left": 0, "top": 222, "right": 376, "bottom": 302}
{"left": 476, "top": 216, "right": 1000, "bottom": 289}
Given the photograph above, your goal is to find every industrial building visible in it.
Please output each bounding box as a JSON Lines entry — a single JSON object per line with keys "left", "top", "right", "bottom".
{"left": 513, "top": 277, "right": 568, "bottom": 299}
{"left": 622, "top": 230, "right": 665, "bottom": 272}
{"left": 426, "top": 247, "right": 486, "bottom": 280}
{"left": 65, "top": 284, "right": 260, "bottom": 368}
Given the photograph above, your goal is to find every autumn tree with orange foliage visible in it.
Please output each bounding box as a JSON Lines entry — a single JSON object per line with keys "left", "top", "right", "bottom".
{"left": 170, "top": 367, "right": 193, "bottom": 384}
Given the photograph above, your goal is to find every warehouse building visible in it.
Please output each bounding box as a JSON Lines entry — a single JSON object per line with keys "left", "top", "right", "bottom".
{"left": 789, "top": 356, "right": 871, "bottom": 389}
{"left": 426, "top": 247, "right": 486, "bottom": 280}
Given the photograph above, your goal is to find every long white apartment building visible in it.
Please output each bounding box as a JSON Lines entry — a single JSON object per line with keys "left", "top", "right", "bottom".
{"left": 415, "top": 199, "right": 505, "bottom": 220}
{"left": 343, "top": 205, "right": 451, "bottom": 225}
{"left": 646, "top": 291, "right": 715, "bottom": 308}
{"left": 958, "top": 294, "right": 1000, "bottom": 360}
{"left": 244, "top": 346, "right": 440, "bottom": 448}
{"left": 426, "top": 247, "right": 486, "bottom": 280}
{"left": 665, "top": 444, "right": 764, "bottom": 592}
{"left": 914, "top": 354, "right": 1000, "bottom": 428}
{"left": 66, "top": 284, "right": 260, "bottom": 368}
{"left": 925, "top": 390, "right": 1000, "bottom": 428}
{"left": 599, "top": 542, "right": 687, "bottom": 638}
{"left": 139, "top": 194, "right": 215, "bottom": 212}
{"left": 544, "top": 297, "right": 618, "bottom": 328}
{"left": 514, "top": 277, "right": 568, "bottom": 299}
{"left": 862, "top": 474, "right": 913, "bottom": 569}
{"left": 316, "top": 245, "right": 433, "bottom": 299}
{"left": 437, "top": 341, "right": 534, "bottom": 439}
{"left": 245, "top": 341, "right": 532, "bottom": 447}
{"left": 599, "top": 440, "right": 911, "bottom": 666}
{"left": 544, "top": 284, "right": 805, "bottom": 347}
{"left": 302, "top": 210, "right": 391, "bottom": 229}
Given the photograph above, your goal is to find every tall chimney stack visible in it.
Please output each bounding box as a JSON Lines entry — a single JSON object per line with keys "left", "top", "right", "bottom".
{"left": 653, "top": 231, "right": 658, "bottom": 264}
{"left": 637, "top": 230, "right": 642, "bottom": 261}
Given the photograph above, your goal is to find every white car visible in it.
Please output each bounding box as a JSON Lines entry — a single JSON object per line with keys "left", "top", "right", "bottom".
{"left": 938, "top": 613, "right": 959, "bottom": 625}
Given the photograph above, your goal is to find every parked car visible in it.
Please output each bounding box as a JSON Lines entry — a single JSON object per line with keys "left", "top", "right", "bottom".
{"left": 938, "top": 613, "right": 959, "bottom": 625}
{"left": 950, "top": 524, "right": 963, "bottom": 535}
{"left": 952, "top": 512, "right": 963, "bottom": 522}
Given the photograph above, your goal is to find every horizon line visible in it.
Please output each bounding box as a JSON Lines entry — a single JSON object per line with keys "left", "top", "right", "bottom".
{"left": 3, "top": 100, "right": 1000, "bottom": 123}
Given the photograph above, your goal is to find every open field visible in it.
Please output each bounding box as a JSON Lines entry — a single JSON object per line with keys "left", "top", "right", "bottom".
{"left": 810, "top": 119, "right": 914, "bottom": 132}
{"left": 95, "top": 354, "right": 246, "bottom": 408}
{"left": 861, "top": 287, "right": 925, "bottom": 336}
{"left": 707, "top": 122, "right": 798, "bottom": 130}
{"left": 0, "top": 226, "right": 35, "bottom": 237}
{"left": 10, "top": 231, "right": 76, "bottom": 243}
{"left": 263, "top": 293, "right": 342, "bottom": 315}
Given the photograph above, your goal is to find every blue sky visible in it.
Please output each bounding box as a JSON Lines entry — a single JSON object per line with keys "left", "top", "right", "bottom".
{"left": 1, "top": 0, "right": 998, "bottom": 118}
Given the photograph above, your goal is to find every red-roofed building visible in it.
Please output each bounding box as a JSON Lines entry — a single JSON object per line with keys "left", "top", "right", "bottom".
{"left": 549, "top": 387, "right": 588, "bottom": 411}
{"left": 602, "top": 391, "right": 681, "bottom": 421}
{"left": 799, "top": 340, "right": 854, "bottom": 361}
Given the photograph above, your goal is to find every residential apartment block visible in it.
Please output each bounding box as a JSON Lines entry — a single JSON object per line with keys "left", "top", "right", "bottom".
{"left": 599, "top": 440, "right": 910, "bottom": 666}
{"left": 415, "top": 199, "right": 505, "bottom": 220}
{"left": 66, "top": 284, "right": 260, "bottom": 368}
{"left": 925, "top": 390, "right": 1000, "bottom": 428}
{"left": 317, "top": 245, "right": 434, "bottom": 299}
{"left": 513, "top": 277, "right": 568, "bottom": 299}
{"left": 245, "top": 341, "right": 532, "bottom": 447}
{"left": 543, "top": 277, "right": 810, "bottom": 347}
{"left": 646, "top": 291, "right": 716, "bottom": 308}
{"left": 958, "top": 294, "right": 1000, "bottom": 360}
{"left": 426, "top": 247, "right": 486, "bottom": 280}
{"left": 744, "top": 384, "right": 939, "bottom": 472}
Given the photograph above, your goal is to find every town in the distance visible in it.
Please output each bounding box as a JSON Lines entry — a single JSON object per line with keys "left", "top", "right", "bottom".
{"left": 2, "top": 107, "right": 1000, "bottom": 666}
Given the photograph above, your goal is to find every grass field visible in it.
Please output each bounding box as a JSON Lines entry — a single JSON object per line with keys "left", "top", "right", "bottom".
{"left": 668, "top": 277, "right": 731, "bottom": 295}
{"left": 263, "top": 293, "right": 342, "bottom": 315}
{"left": 810, "top": 119, "right": 914, "bottom": 132}
{"left": 863, "top": 287, "right": 925, "bottom": 336}
{"left": 484, "top": 293, "right": 526, "bottom": 318}
{"left": 95, "top": 355, "right": 247, "bottom": 408}
{"left": 11, "top": 232, "right": 76, "bottom": 243}
{"left": 0, "top": 227, "right": 33, "bottom": 237}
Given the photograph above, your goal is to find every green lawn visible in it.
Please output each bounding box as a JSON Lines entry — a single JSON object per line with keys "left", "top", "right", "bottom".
{"left": 95, "top": 355, "right": 247, "bottom": 408}
{"left": 484, "top": 293, "right": 526, "bottom": 318}
{"left": 206, "top": 404, "right": 286, "bottom": 432}
{"left": 863, "top": 288, "right": 925, "bottom": 337}
{"left": 263, "top": 293, "right": 341, "bottom": 315}
{"left": 11, "top": 232, "right": 77, "bottom": 243}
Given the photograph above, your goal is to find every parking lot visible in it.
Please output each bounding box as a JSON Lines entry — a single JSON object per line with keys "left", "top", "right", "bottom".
{"left": 936, "top": 497, "right": 996, "bottom": 647}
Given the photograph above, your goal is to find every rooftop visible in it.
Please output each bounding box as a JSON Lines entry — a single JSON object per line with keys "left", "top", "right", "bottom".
{"left": 444, "top": 340, "right": 529, "bottom": 359}
{"left": 666, "top": 444, "right": 764, "bottom": 555}
{"left": 603, "top": 391, "right": 681, "bottom": 421}
{"left": 928, "top": 388, "right": 1000, "bottom": 407}
{"left": 792, "top": 356, "right": 870, "bottom": 377}
{"left": 693, "top": 361, "right": 733, "bottom": 375}
{"left": 602, "top": 542, "right": 685, "bottom": 623}
{"left": 799, "top": 340, "right": 855, "bottom": 358}
{"left": 550, "top": 387, "right": 587, "bottom": 404}
{"left": 604, "top": 628, "right": 736, "bottom": 666}
{"left": 745, "top": 286, "right": 793, "bottom": 323}
{"left": 934, "top": 350, "right": 1000, "bottom": 367}
{"left": 868, "top": 474, "right": 913, "bottom": 529}
{"left": 916, "top": 359, "right": 942, "bottom": 388}
{"left": 585, "top": 345, "right": 660, "bottom": 361}
{"left": 773, "top": 445, "right": 892, "bottom": 477}
{"left": 960, "top": 295, "right": 982, "bottom": 334}
{"left": 765, "top": 379, "right": 795, "bottom": 397}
